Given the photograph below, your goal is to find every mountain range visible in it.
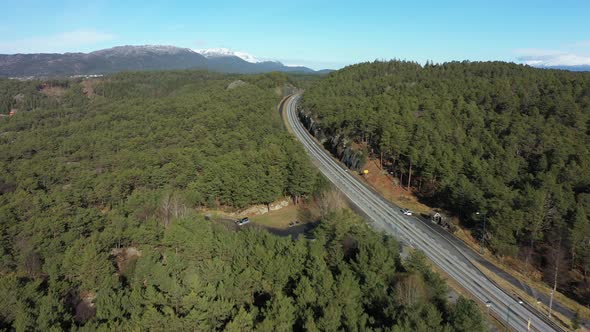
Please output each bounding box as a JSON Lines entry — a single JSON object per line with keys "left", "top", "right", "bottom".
{"left": 536, "top": 65, "right": 590, "bottom": 72}
{"left": 0, "top": 45, "right": 331, "bottom": 77}
{"left": 195, "top": 48, "right": 264, "bottom": 63}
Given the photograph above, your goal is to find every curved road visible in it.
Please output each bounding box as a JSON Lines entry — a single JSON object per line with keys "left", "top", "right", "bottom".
{"left": 283, "top": 94, "right": 563, "bottom": 332}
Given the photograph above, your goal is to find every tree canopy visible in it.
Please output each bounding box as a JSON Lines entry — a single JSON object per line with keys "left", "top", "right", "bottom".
{"left": 301, "top": 60, "right": 590, "bottom": 304}
{"left": 0, "top": 70, "right": 484, "bottom": 330}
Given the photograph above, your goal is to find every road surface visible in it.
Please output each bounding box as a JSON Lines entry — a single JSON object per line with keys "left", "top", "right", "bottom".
{"left": 283, "top": 94, "right": 563, "bottom": 332}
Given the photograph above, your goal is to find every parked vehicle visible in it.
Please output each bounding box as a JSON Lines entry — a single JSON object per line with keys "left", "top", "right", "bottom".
{"left": 236, "top": 217, "right": 250, "bottom": 226}
{"left": 401, "top": 208, "right": 413, "bottom": 216}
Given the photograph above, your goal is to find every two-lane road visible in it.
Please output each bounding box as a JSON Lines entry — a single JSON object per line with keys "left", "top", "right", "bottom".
{"left": 283, "top": 94, "right": 562, "bottom": 332}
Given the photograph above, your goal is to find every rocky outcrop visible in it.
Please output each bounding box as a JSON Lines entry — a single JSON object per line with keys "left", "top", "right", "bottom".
{"left": 227, "top": 80, "right": 248, "bottom": 90}
{"left": 227, "top": 198, "right": 290, "bottom": 217}
{"left": 75, "top": 291, "right": 96, "bottom": 323}
{"left": 110, "top": 247, "right": 142, "bottom": 273}
{"left": 298, "top": 109, "right": 366, "bottom": 170}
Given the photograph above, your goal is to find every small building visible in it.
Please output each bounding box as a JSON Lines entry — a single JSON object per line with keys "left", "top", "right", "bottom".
{"left": 430, "top": 211, "right": 442, "bottom": 223}
{"left": 8, "top": 109, "right": 16, "bottom": 116}
{"left": 431, "top": 211, "right": 451, "bottom": 228}
{"left": 430, "top": 211, "right": 454, "bottom": 231}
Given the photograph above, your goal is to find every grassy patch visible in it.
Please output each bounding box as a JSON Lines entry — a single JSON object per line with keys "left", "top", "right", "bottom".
{"left": 357, "top": 159, "right": 431, "bottom": 215}
{"left": 249, "top": 204, "right": 302, "bottom": 229}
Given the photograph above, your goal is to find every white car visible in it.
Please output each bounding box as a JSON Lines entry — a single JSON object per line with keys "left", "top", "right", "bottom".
{"left": 401, "top": 209, "right": 413, "bottom": 216}
{"left": 236, "top": 217, "right": 250, "bottom": 226}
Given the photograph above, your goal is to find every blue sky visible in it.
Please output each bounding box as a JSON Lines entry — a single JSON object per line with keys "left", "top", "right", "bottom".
{"left": 1, "top": 0, "right": 589, "bottom": 69}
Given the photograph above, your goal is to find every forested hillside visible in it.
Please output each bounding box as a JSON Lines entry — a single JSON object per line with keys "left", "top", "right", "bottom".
{"left": 0, "top": 45, "right": 321, "bottom": 77}
{"left": 301, "top": 61, "right": 590, "bottom": 303}
{"left": 0, "top": 71, "right": 484, "bottom": 330}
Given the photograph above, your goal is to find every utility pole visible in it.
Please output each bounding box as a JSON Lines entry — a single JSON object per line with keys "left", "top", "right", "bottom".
{"left": 548, "top": 289, "right": 554, "bottom": 317}
{"left": 548, "top": 236, "right": 562, "bottom": 317}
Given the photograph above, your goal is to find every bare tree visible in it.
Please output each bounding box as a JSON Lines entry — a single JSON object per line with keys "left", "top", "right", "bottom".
{"left": 525, "top": 190, "right": 552, "bottom": 272}
{"left": 171, "top": 194, "right": 187, "bottom": 219}
{"left": 394, "top": 273, "right": 426, "bottom": 307}
{"left": 160, "top": 193, "right": 172, "bottom": 228}
{"left": 24, "top": 250, "right": 42, "bottom": 277}
{"left": 315, "top": 190, "right": 346, "bottom": 219}
{"left": 407, "top": 159, "right": 412, "bottom": 191}
{"left": 547, "top": 236, "right": 568, "bottom": 317}
{"left": 159, "top": 192, "right": 187, "bottom": 228}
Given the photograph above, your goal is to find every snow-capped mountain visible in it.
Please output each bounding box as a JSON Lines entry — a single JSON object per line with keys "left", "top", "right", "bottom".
{"left": 0, "top": 45, "right": 329, "bottom": 77}
{"left": 195, "top": 48, "right": 262, "bottom": 63}
{"left": 91, "top": 45, "right": 193, "bottom": 57}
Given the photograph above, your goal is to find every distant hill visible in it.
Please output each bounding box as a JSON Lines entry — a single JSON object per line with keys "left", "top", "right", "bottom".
{"left": 0, "top": 45, "right": 329, "bottom": 77}
{"left": 539, "top": 65, "right": 590, "bottom": 72}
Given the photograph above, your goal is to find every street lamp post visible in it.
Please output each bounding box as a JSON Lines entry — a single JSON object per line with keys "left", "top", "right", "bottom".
{"left": 476, "top": 212, "right": 486, "bottom": 255}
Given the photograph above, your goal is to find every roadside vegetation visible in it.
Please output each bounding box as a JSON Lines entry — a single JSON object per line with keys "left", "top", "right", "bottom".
{"left": 301, "top": 60, "right": 590, "bottom": 307}
{"left": 0, "top": 71, "right": 484, "bottom": 330}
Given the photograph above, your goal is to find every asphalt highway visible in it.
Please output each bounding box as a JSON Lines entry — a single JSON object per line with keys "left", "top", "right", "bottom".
{"left": 283, "top": 94, "right": 563, "bottom": 332}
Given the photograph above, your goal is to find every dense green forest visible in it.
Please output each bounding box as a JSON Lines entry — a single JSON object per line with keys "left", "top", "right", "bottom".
{"left": 301, "top": 61, "right": 590, "bottom": 303}
{"left": 0, "top": 71, "right": 483, "bottom": 330}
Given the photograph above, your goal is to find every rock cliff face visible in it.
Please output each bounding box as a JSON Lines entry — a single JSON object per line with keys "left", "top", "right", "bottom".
{"left": 298, "top": 109, "right": 366, "bottom": 170}
{"left": 227, "top": 198, "right": 291, "bottom": 217}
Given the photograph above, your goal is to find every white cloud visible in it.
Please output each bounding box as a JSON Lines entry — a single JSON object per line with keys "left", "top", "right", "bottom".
{"left": 570, "top": 40, "right": 590, "bottom": 48}
{"left": 518, "top": 52, "right": 590, "bottom": 67}
{"left": 514, "top": 48, "right": 563, "bottom": 57}
{"left": 515, "top": 44, "right": 590, "bottom": 67}
{"left": 0, "top": 29, "right": 115, "bottom": 54}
